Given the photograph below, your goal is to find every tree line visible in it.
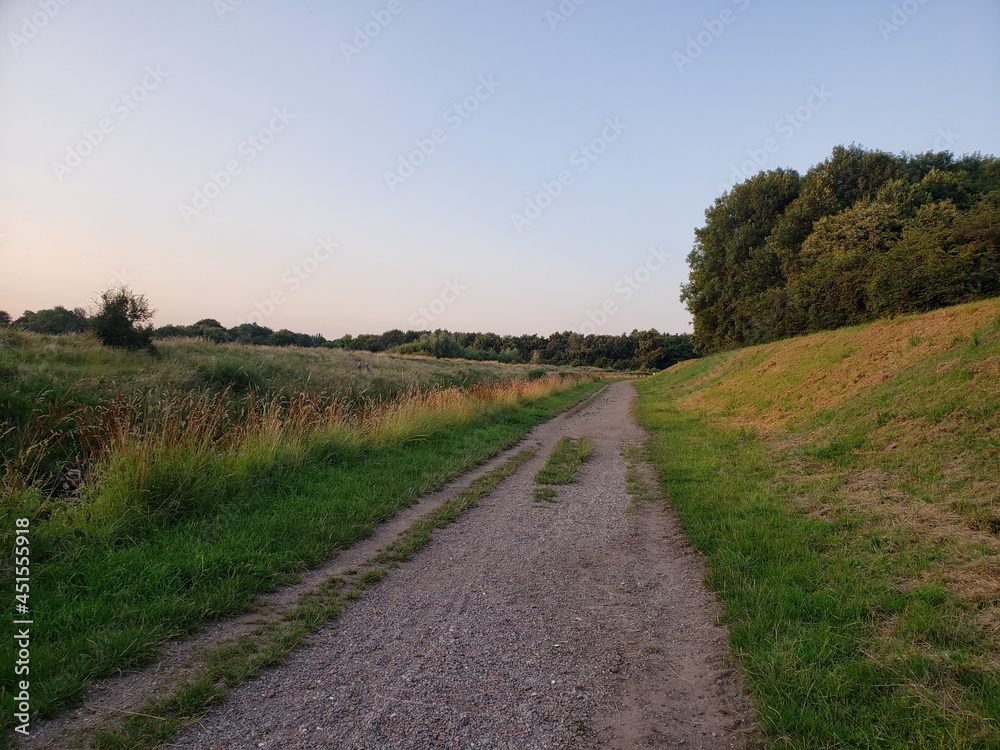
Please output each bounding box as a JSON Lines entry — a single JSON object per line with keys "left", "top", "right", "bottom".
{"left": 681, "top": 145, "right": 1000, "bottom": 353}
{"left": 333, "top": 329, "right": 695, "bottom": 371}
{"left": 2, "top": 300, "right": 694, "bottom": 371}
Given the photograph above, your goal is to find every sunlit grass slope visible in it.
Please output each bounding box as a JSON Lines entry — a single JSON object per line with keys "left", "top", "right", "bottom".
{"left": 636, "top": 298, "right": 1000, "bottom": 749}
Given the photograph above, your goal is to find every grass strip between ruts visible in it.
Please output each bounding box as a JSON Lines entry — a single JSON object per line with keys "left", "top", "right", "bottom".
{"left": 532, "top": 436, "right": 595, "bottom": 501}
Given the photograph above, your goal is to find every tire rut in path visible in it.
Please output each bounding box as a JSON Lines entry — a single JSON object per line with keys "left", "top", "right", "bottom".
{"left": 172, "top": 380, "right": 753, "bottom": 749}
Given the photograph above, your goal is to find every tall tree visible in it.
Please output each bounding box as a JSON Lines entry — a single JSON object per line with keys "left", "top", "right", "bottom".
{"left": 682, "top": 168, "right": 800, "bottom": 352}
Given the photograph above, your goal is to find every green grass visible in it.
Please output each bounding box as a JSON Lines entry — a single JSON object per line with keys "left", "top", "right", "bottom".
{"left": 634, "top": 300, "right": 1000, "bottom": 748}
{"left": 533, "top": 436, "right": 594, "bottom": 501}
{"left": 89, "top": 449, "right": 537, "bottom": 749}
{"left": 0, "top": 330, "right": 585, "bottom": 500}
{"left": 0, "top": 333, "right": 607, "bottom": 739}
{"left": 621, "top": 443, "right": 658, "bottom": 507}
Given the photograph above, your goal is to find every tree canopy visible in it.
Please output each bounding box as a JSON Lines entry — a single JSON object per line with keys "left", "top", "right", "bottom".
{"left": 682, "top": 145, "right": 1000, "bottom": 353}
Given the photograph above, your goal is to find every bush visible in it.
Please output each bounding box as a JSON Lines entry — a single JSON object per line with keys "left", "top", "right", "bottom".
{"left": 198, "top": 357, "right": 265, "bottom": 393}
{"left": 90, "top": 286, "right": 155, "bottom": 350}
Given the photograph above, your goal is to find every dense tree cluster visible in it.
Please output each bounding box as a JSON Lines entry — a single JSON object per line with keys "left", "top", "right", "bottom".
{"left": 153, "top": 320, "right": 328, "bottom": 348}
{"left": 157, "top": 324, "right": 694, "bottom": 371}
{"left": 682, "top": 145, "right": 1000, "bottom": 353}
{"left": 372, "top": 329, "right": 695, "bottom": 371}
{"left": 8, "top": 306, "right": 88, "bottom": 334}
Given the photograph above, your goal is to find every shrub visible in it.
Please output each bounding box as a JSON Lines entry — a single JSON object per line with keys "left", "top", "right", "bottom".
{"left": 198, "top": 357, "right": 265, "bottom": 393}
{"left": 90, "top": 286, "right": 155, "bottom": 350}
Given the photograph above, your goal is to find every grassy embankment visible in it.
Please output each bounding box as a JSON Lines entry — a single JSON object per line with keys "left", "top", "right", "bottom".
{"left": 0, "top": 332, "right": 607, "bottom": 735}
{"left": 636, "top": 299, "right": 1000, "bottom": 748}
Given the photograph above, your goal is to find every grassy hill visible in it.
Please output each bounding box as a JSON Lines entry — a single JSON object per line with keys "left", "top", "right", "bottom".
{"left": 636, "top": 298, "right": 1000, "bottom": 748}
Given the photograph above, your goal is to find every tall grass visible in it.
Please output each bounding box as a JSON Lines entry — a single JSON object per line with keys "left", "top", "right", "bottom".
{"left": 0, "top": 330, "right": 588, "bottom": 527}
{"left": 3, "top": 374, "right": 582, "bottom": 537}
{"left": 0, "top": 335, "right": 605, "bottom": 737}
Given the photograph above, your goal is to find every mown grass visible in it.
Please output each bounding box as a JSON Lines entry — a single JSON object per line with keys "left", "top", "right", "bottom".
{"left": 533, "top": 436, "right": 594, "bottom": 501}
{"left": 0, "top": 332, "right": 607, "bottom": 739}
{"left": 635, "top": 298, "right": 1000, "bottom": 748}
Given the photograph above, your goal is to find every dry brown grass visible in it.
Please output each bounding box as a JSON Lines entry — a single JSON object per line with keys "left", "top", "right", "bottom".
{"left": 679, "top": 299, "right": 1000, "bottom": 430}
{"left": 670, "top": 300, "right": 1000, "bottom": 690}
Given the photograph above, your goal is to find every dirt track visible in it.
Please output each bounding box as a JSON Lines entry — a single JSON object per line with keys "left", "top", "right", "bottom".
{"left": 26, "top": 381, "right": 753, "bottom": 749}
{"left": 166, "top": 381, "right": 752, "bottom": 748}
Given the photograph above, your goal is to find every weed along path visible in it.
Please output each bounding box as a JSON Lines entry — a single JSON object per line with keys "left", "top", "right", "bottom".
{"left": 30, "top": 382, "right": 753, "bottom": 749}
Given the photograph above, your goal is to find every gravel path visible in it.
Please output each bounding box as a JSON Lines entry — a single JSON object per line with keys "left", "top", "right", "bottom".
{"left": 171, "top": 381, "right": 753, "bottom": 749}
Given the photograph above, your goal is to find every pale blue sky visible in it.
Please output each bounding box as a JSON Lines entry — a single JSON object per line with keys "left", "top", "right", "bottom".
{"left": 2, "top": 0, "right": 998, "bottom": 337}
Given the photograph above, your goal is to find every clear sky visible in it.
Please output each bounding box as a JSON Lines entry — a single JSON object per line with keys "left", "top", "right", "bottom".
{"left": 2, "top": 0, "right": 998, "bottom": 337}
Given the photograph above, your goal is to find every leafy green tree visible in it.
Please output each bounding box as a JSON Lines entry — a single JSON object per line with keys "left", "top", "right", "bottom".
{"left": 684, "top": 145, "right": 998, "bottom": 351}
{"left": 682, "top": 168, "right": 800, "bottom": 352}
{"left": 15, "top": 306, "right": 88, "bottom": 334}
{"left": 769, "top": 146, "right": 904, "bottom": 279}
{"left": 154, "top": 324, "right": 185, "bottom": 338}
{"left": 0, "top": 310, "right": 10, "bottom": 328}
{"left": 90, "top": 286, "right": 155, "bottom": 350}
{"left": 190, "top": 318, "right": 231, "bottom": 343}
{"left": 866, "top": 201, "right": 962, "bottom": 316}
{"left": 424, "top": 331, "right": 464, "bottom": 358}
{"left": 789, "top": 200, "right": 904, "bottom": 331}
{"left": 868, "top": 194, "right": 1000, "bottom": 315}
{"left": 268, "top": 329, "right": 301, "bottom": 347}
{"left": 229, "top": 322, "right": 273, "bottom": 345}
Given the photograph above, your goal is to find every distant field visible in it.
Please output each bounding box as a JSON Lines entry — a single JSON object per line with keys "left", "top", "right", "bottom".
{"left": 0, "top": 332, "right": 587, "bottom": 499}
{"left": 636, "top": 298, "right": 1000, "bottom": 748}
{"left": 0, "top": 330, "right": 577, "bottom": 405}
{"left": 0, "top": 332, "right": 606, "bottom": 734}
